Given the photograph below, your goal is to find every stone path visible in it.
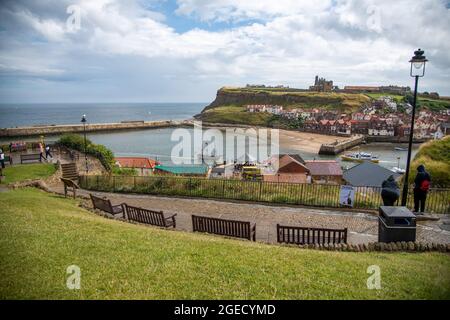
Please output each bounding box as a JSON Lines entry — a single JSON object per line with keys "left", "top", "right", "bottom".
{"left": 47, "top": 182, "right": 450, "bottom": 245}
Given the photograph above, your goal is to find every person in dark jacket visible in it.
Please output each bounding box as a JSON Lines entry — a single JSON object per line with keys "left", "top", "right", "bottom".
{"left": 413, "top": 164, "right": 431, "bottom": 214}
{"left": 381, "top": 175, "right": 400, "bottom": 206}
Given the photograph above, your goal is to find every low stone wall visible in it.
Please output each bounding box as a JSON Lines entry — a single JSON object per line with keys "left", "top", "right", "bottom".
{"left": 286, "top": 241, "right": 450, "bottom": 252}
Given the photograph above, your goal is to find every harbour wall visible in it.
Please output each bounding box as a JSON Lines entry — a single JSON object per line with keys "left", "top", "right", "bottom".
{"left": 319, "top": 135, "right": 365, "bottom": 155}
{"left": 0, "top": 120, "right": 193, "bottom": 138}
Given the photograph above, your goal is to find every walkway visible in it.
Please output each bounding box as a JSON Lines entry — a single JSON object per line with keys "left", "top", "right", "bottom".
{"left": 47, "top": 182, "right": 450, "bottom": 245}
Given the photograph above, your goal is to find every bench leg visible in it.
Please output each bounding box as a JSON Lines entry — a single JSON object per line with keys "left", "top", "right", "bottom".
{"left": 73, "top": 188, "right": 76, "bottom": 199}
{"left": 64, "top": 184, "right": 67, "bottom": 198}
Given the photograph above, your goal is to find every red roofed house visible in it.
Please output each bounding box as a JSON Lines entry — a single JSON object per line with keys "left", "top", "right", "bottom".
{"left": 305, "top": 160, "right": 343, "bottom": 184}
{"left": 264, "top": 154, "right": 310, "bottom": 184}
{"left": 115, "top": 157, "right": 159, "bottom": 176}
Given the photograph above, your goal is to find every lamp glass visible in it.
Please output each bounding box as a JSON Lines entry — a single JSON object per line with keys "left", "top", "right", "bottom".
{"left": 410, "top": 60, "right": 425, "bottom": 77}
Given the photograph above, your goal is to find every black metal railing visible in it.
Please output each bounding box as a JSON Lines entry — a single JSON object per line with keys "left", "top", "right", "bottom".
{"left": 79, "top": 175, "right": 450, "bottom": 214}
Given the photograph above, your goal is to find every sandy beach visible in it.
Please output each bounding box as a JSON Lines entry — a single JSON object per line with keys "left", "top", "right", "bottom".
{"left": 278, "top": 130, "right": 348, "bottom": 154}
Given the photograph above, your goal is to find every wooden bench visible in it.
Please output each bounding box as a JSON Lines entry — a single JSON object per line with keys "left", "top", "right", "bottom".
{"left": 192, "top": 215, "right": 256, "bottom": 241}
{"left": 122, "top": 203, "right": 176, "bottom": 228}
{"left": 277, "top": 224, "right": 347, "bottom": 245}
{"left": 3, "top": 155, "right": 12, "bottom": 165}
{"left": 20, "top": 153, "right": 42, "bottom": 164}
{"left": 90, "top": 194, "right": 123, "bottom": 216}
{"left": 60, "top": 163, "right": 79, "bottom": 198}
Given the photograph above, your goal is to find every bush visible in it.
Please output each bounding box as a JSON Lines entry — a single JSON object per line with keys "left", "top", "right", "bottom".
{"left": 112, "top": 167, "right": 138, "bottom": 176}
{"left": 58, "top": 134, "right": 115, "bottom": 171}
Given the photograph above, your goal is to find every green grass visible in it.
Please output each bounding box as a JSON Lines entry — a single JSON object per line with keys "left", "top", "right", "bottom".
{"left": 364, "top": 93, "right": 405, "bottom": 103}
{"left": 201, "top": 105, "right": 273, "bottom": 126}
{"left": 408, "top": 136, "right": 450, "bottom": 186}
{"left": 364, "top": 93, "right": 450, "bottom": 111}
{"left": 1, "top": 163, "right": 57, "bottom": 184}
{"left": 1, "top": 188, "right": 449, "bottom": 299}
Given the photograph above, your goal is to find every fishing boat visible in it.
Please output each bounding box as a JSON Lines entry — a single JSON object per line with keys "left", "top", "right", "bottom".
{"left": 394, "top": 147, "right": 407, "bottom": 151}
{"left": 341, "top": 152, "right": 380, "bottom": 163}
{"left": 391, "top": 167, "right": 406, "bottom": 174}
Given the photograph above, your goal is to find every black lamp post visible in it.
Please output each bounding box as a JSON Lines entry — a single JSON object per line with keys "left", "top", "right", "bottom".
{"left": 401, "top": 49, "right": 428, "bottom": 206}
{"left": 81, "top": 114, "right": 88, "bottom": 174}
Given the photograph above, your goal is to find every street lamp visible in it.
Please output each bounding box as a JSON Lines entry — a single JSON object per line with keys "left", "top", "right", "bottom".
{"left": 401, "top": 49, "right": 428, "bottom": 206}
{"left": 81, "top": 114, "right": 88, "bottom": 174}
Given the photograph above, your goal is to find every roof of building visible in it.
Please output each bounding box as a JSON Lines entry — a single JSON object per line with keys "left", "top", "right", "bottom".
{"left": 277, "top": 154, "right": 309, "bottom": 174}
{"left": 343, "top": 162, "right": 400, "bottom": 187}
{"left": 305, "top": 160, "right": 343, "bottom": 176}
{"left": 115, "top": 157, "right": 158, "bottom": 169}
{"left": 154, "top": 165, "right": 208, "bottom": 175}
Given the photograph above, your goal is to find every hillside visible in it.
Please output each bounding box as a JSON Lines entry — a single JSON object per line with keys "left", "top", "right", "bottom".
{"left": 409, "top": 136, "right": 450, "bottom": 186}
{"left": 1, "top": 188, "right": 449, "bottom": 299}
{"left": 197, "top": 87, "right": 371, "bottom": 126}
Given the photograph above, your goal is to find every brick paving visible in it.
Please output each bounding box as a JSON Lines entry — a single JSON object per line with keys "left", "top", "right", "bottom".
{"left": 48, "top": 183, "right": 450, "bottom": 245}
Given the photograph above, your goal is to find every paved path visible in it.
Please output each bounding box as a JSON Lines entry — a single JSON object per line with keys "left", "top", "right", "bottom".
{"left": 48, "top": 183, "right": 450, "bottom": 245}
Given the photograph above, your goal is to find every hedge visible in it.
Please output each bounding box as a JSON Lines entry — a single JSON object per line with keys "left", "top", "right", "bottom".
{"left": 58, "top": 134, "right": 115, "bottom": 171}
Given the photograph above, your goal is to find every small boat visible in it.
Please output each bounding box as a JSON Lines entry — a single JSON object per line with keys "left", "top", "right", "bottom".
{"left": 394, "top": 147, "right": 407, "bottom": 151}
{"left": 391, "top": 167, "right": 406, "bottom": 174}
{"left": 341, "top": 152, "right": 380, "bottom": 163}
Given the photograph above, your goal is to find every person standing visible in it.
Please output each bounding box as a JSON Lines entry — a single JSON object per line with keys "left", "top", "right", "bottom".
{"left": 45, "top": 145, "right": 52, "bottom": 159}
{"left": 413, "top": 164, "right": 431, "bottom": 214}
{"left": 381, "top": 175, "right": 400, "bottom": 206}
{"left": 0, "top": 148, "right": 5, "bottom": 169}
{"left": 39, "top": 143, "right": 46, "bottom": 162}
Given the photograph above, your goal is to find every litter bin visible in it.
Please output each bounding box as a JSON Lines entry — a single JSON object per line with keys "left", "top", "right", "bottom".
{"left": 378, "top": 206, "right": 416, "bottom": 243}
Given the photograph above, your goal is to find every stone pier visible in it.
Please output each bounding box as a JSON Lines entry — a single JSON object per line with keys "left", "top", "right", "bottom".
{"left": 318, "top": 135, "right": 365, "bottom": 155}
{"left": 0, "top": 120, "right": 193, "bottom": 138}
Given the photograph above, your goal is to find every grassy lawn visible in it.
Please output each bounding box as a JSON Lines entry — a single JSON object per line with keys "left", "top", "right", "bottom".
{"left": 1, "top": 188, "right": 449, "bottom": 300}
{"left": 1, "top": 163, "right": 57, "bottom": 184}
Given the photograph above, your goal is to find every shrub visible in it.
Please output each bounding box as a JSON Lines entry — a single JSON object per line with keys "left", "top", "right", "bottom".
{"left": 58, "top": 134, "right": 115, "bottom": 171}
{"left": 112, "top": 167, "right": 138, "bottom": 176}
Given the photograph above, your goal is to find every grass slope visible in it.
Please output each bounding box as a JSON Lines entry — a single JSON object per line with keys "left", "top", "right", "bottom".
{"left": 1, "top": 188, "right": 449, "bottom": 299}
{"left": 408, "top": 136, "right": 450, "bottom": 186}
{"left": 199, "top": 88, "right": 371, "bottom": 126}
{"left": 200, "top": 105, "right": 273, "bottom": 126}
{"left": 1, "top": 163, "right": 56, "bottom": 184}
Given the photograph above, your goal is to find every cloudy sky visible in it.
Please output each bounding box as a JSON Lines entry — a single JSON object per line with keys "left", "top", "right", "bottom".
{"left": 0, "top": 0, "right": 449, "bottom": 103}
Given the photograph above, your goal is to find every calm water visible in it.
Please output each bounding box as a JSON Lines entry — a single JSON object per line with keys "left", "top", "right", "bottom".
{"left": 0, "top": 103, "right": 205, "bottom": 127}
{"left": 0, "top": 102, "right": 418, "bottom": 168}
{"left": 86, "top": 128, "right": 419, "bottom": 168}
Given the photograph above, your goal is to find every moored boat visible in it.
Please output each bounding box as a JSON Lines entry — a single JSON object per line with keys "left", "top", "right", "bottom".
{"left": 341, "top": 152, "right": 379, "bottom": 163}
{"left": 391, "top": 167, "right": 406, "bottom": 174}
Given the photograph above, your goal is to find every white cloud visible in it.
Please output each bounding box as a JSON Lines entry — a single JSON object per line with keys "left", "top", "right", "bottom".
{"left": 0, "top": 0, "right": 449, "bottom": 102}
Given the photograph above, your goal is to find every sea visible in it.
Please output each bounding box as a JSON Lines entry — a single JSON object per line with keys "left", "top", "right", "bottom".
{"left": 0, "top": 103, "right": 418, "bottom": 168}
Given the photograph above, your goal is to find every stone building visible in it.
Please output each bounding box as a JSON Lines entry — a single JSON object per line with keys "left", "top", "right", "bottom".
{"left": 309, "top": 75, "right": 334, "bottom": 92}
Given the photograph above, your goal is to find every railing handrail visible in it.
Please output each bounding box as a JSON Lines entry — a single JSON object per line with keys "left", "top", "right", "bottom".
{"left": 79, "top": 175, "right": 450, "bottom": 214}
